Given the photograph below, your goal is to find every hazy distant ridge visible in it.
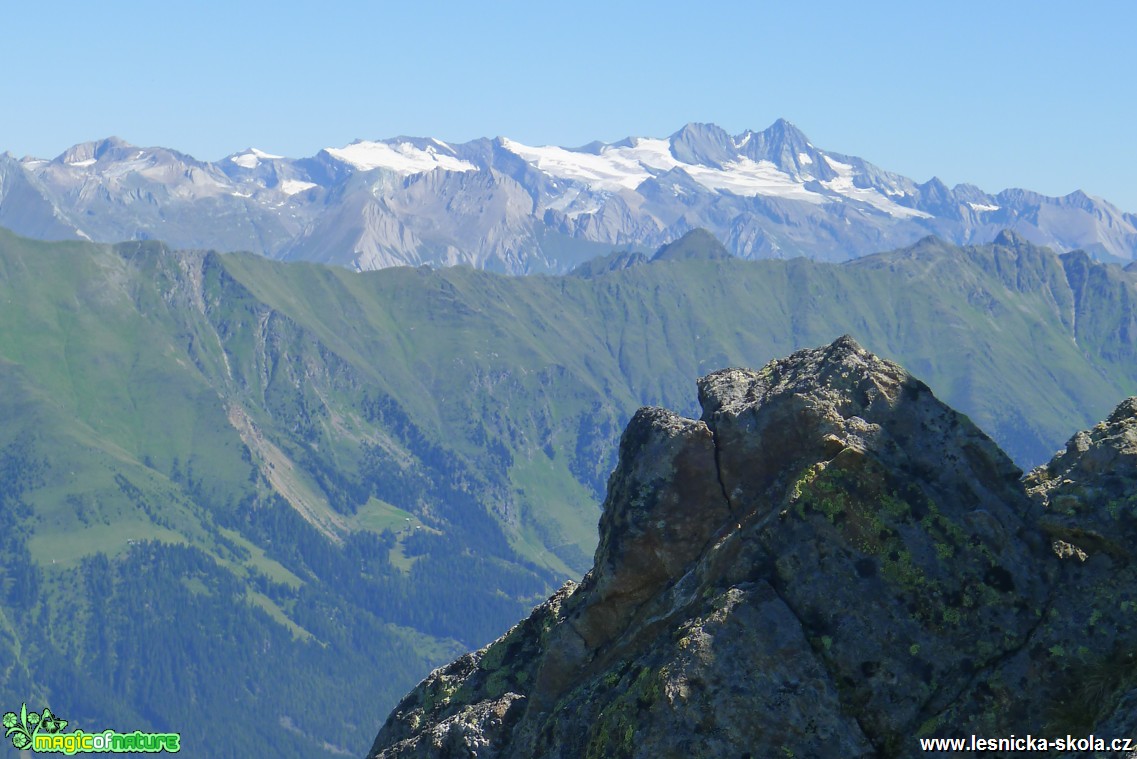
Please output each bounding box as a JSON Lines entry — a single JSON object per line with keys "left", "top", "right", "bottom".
{"left": 3, "top": 121, "right": 1136, "bottom": 272}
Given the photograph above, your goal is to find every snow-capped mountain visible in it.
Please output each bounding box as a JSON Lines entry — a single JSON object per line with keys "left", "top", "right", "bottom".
{"left": 2, "top": 121, "right": 1135, "bottom": 272}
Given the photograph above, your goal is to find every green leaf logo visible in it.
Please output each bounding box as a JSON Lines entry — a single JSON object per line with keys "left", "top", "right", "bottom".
{"left": 3, "top": 703, "right": 68, "bottom": 749}
{"left": 40, "top": 708, "right": 67, "bottom": 734}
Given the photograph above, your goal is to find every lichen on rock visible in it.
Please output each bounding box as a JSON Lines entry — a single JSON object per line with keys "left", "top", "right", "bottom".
{"left": 367, "top": 339, "right": 1137, "bottom": 759}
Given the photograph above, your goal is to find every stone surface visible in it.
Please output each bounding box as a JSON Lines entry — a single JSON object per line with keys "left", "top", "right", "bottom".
{"left": 1026, "top": 397, "right": 1137, "bottom": 559}
{"left": 367, "top": 338, "right": 1137, "bottom": 759}
{"left": 1024, "top": 397, "right": 1137, "bottom": 757}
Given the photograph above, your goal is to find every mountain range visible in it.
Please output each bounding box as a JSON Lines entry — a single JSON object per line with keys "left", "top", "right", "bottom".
{"left": 3, "top": 121, "right": 1136, "bottom": 272}
{"left": 0, "top": 226, "right": 1135, "bottom": 756}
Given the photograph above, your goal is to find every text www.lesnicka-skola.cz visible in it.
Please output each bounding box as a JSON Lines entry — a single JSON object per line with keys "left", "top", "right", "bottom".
{"left": 919, "top": 735, "right": 1135, "bottom": 753}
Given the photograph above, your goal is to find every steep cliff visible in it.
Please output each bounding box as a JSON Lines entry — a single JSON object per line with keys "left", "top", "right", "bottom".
{"left": 369, "top": 336, "right": 1136, "bottom": 757}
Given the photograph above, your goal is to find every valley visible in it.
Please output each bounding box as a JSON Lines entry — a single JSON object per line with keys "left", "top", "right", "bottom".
{"left": 0, "top": 227, "right": 1134, "bottom": 756}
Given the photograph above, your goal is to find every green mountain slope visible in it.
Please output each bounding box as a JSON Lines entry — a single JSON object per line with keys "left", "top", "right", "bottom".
{"left": 0, "top": 227, "right": 1133, "bottom": 756}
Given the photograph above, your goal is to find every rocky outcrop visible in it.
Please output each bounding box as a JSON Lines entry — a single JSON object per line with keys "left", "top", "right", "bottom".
{"left": 366, "top": 338, "right": 1137, "bottom": 758}
{"left": 1026, "top": 397, "right": 1137, "bottom": 559}
{"left": 1023, "top": 399, "right": 1137, "bottom": 743}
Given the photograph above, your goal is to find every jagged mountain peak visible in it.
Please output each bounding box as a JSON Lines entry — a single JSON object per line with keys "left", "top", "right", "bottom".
{"left": 667, "top": 121, "right": 737, "bottom": 168}
{"left": 665, "top": 119, "right": 822, "bottom": 174}
{"left": 659, "top": 119, "right": 833, "bottom": 181}
{"left": 767, "top": 116, "right": 805, "bottom": 135}
{"left": 732, "top": 119, "right": 830, "bottom": 179}
{"left": 752, "top": 117, "right": 813, "bottom": 151}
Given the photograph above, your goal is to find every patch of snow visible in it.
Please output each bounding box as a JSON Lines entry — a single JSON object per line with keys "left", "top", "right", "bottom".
{"left": 565, "top": 205, "right": 601, "bottom": 219}
{"left": 821, "top": 156, "right": 932, "bottom": 219}
{"left": 500, "top": 136, "right": 824, "bottom": 202}
{"left": 542, "top": 185, "right": 603, "bottom": 219}
{"left": 325, "top": 140, "right": 477, "bottom": 174}
{"left": 501, "top": 137, "right": 661, "bottom": 191}
{"left": 280, "top": 179, "right": 317, "bottom": 195}
{"left": 429, "top": 138, "right": 457, "bottom": 154}
{"left": 231, "top": 191, "right": 252, "bottom": 198}
{"left": 798, "top": 152, "right": 813, "bottom": 165}
{"left": 968, "top": 202, "right": 1000, "bottom": 213}
{"left": 101, "top": 155, "right": 160, "bottom": 180}
{"left": 735, "top": 132, "right": 752, "bottom": 149}
{"left": 88, "top": 158, "right": 232, "bottom": 200}
{"left": 68, "top": 158, "right": 97, "bottom": 168}
{"left": 689, "top": 157, "right": 823, "bottom": 201}
{"left": 230, "top": 148, "right": 282, "bottom": 169}
{"left": 543, "top": 186, "right": 587, "bottom": 213}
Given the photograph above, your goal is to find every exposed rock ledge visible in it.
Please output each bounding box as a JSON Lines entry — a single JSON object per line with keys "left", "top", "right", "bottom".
{"left": 367, "top": 337, "right": 1137, "bottom": 759}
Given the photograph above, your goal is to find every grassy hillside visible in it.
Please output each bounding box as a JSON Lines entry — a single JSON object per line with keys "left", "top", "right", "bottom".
{"left": 0, "top": 227, "right": 1133, "bottom": 756}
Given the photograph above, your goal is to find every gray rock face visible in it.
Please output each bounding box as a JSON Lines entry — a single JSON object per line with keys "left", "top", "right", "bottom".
{"left": 1023, "top": 399, "right": 1137, "bottom": 749}
{"left": 366, "top": 339, "right": 1137, "bottom": 758}
{"left": 1027, "top": 397, "right": 1137, "bottom": 558}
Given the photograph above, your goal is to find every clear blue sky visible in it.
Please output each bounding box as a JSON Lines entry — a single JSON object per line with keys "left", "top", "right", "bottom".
{"left": 2, "top": 1, "right": 1134, "bottom": 210}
